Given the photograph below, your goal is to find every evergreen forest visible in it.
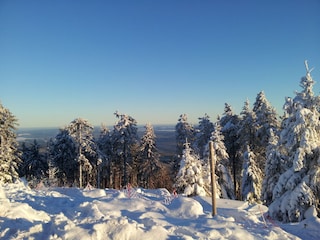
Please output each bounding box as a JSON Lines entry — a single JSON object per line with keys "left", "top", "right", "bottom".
{"left": 1, "top": 61, "right": 319, "bottom": 223}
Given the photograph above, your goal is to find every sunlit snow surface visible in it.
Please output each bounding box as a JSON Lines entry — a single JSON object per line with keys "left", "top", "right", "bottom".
{"left": 1, "top": 180, "right": 319, "bottom": 239}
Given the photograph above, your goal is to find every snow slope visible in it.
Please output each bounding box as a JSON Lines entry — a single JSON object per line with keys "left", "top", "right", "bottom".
{"left": 1, "top": 180, "right": 319, "bottom": 240}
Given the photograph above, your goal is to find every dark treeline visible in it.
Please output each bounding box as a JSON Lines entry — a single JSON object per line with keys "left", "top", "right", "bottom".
{"left": 0, "top": 62, "right": 319, "bottom": 222}
{"left": 20, "top": 113, "right": 171, "bottom": 190}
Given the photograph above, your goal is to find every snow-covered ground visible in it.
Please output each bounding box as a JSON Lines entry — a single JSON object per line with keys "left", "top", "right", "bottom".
{"left": 1, "top": 180, "right": 319, "bottom": 240}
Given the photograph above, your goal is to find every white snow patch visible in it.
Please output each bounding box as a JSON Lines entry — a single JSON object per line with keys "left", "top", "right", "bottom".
{"left": 0, "top": 180, "right": 318, "bottom": 239}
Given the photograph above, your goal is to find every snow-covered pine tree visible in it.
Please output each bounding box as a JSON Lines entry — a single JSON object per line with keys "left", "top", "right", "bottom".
{"left": 253, "top": 91, "right": 280, "bottom": 175}
{"left": 174, "top": 114, "right": 195, "bottom": 177}
{"left": 194, "top": 113, "right": 214, "bottom": 159}
{"left": 238, "top": 99, "right": 267, "bottom": 203}
{"left": 210, "top": 121, "right": 235, "bottom": 199}
{"left": 219, "top": 103, "right": 241, "bottom": 199}
{"left": 241, "top": 145, "right": 263, "bottom": 203}
{"left": 97, "top": 124, "right": 112, "bottom": 159}
{"left": 269, "top": 61, "right": 320, "bottom": 222}
{"left": 138, "top": 123, "right": 162, "bottom": 188}
{"left": 253, "top": 91, "right": 280, "bottom": 148}
{"left": 111, "top": 111, "right": 139, "bottom": 188}
{"left": 96, "top": 124, "right": 112, "bottom": 188}
{"left": 174, "top": 141, "right": 209, "bottom": 196}
{"left": 261, "top": 129, "right": 283, "bottom": 206}
{"left": 49, "top": 128, "right": 77, "bottom": 186}
{"left": 47, "top": 159, "right": 59, "bottom": 187}
{"left": 20, "top": 142, "right": 30, "bottom": 174}
{"left": 0, "top": 102, "right": 21, "bottom": 183}
{"left": 238, "top": 99, "right": 257, "bottom": 148}
{"left": 175, "top": 114, "right": 195, "bottom": 157}
{"left": 67, "top": 118, "right": 97, "bottom": 188}
{"left": 237, "top": 99, "right": 260, "bottom": 200}
{"left": 20, "top": 139, "right": 48, "bottom": 182}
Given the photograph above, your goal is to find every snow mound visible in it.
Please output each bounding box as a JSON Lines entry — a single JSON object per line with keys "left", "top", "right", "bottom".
{"left": 0, "top": 186, "right": 6, "bottom": 199}
{"left": 5, "top": 202, "right": 50, "bottom": 222}
{"left": 0, "top": 182, "right": 318, "bottom": 239}
{"left": 304, "top": 205, "right": 318, "bottom": 219}
{"left": 167, "top": 197, "right": 204, "bottom": 218}
{"left": 82, "top": 188, "right": 107, "bottom": 198}
{"left": 299, "top": 216, "right": 320, "bottom": 238}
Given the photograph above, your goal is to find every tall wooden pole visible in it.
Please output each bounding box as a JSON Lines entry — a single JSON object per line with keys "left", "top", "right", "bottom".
{"left": 209, "top": 141, "right": 217, "bottom": 216}
{"left": 78, "top": 123, "right": 82, "bottom": 189}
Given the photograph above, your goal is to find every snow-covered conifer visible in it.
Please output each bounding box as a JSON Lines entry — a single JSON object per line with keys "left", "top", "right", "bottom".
{"left": 253, "top": 91, "right": 280, "bottom": 148}
{"left": 174, "top": 141, "right": 209, "bottom": 196}
{"left": 20, "top": 140, "right": 48, "bottom": 182}
{"left": 67, "top": 118, "right": 97, "bottom": 187}
{"left": 97, "top": 124, "right": 112, "bottom": 158}
{"left": 0, "top": 102, "right": 21, "bottom": 183}
{"left": 194, "top": 113, "right": 214, "bottom": 159}
{"left": 175, "top": 114, "right": 195, "bottom": 157}
{"left": 261, "top": 129, "right": 283, "bottom": 205}
{"left": 253, "top": 91, "right": 280, "bottom": 191}
{"left": 138, "top": 123, "right": 162, "bottom": 188}
{"left": 174, "top": 114, "right": 195, "bottom": 176}
{"left": 241, "top": 145, "right": 262, "bottom": 203}
{"left": 111, "top": 111, "right": 139, "bottom": 188}
{"left": 219, "top": 103, "right": 241, "bottom": 199}
{"left": 238, "top": 99, "right": 257, "bottom": 148}
{"left": 96, "top": 124, "right": 112, "bottom": 188}
{"left": 210, "top": 122, "right": 235, "bottom": 199}
{"left": 49, "top": 128, "right": 77, "bottom": 186}
{"left": 237, "top": 100, "right": 260, "bottom": 199}
{"left": 269, "top": 61, "right": 320, "bottom": 222}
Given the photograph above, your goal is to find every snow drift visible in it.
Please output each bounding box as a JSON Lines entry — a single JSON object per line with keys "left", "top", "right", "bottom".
{"left": 0, "top": 181, "right": 319, "bottom": 239}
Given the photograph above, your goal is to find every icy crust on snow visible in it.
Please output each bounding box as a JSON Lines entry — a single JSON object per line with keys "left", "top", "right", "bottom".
{"left": 0, "top": 181, "right": 318, "bottom": 240}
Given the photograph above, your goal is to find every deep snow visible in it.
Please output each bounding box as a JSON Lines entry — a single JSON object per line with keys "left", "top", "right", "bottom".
{"left": 1, "top": 180, "right": 319, "bottom": 240}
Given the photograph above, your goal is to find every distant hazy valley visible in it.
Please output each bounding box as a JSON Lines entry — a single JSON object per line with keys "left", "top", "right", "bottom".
{"left": 17, "top": 125, "right": 176, "bottom": 162}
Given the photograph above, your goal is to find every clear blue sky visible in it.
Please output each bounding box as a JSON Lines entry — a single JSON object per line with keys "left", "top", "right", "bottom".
{"left": 1, "top": 0, "right": 320, "bottom": 128}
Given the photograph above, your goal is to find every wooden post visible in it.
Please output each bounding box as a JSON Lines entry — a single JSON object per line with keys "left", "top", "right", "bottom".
{"left": 209, "top": 141, "right": 217, "bottom": 216}
{"left": 78, "top": 122, "right": 83, "bottom": 188}
{"left": 79, "top": 157, "right": 82, "bottom": 188}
